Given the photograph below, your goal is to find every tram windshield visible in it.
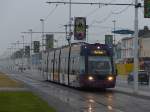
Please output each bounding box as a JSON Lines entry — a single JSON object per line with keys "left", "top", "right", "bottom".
{"left": 88, "top": 56, "right": 112, "bottom": 74}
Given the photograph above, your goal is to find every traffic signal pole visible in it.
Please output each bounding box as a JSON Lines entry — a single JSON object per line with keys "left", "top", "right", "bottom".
{"left": 133, "top": 0, "right": 140, "bottom": 93}
{"left": 67, "top": 0, "right": 72, "bottom": 86}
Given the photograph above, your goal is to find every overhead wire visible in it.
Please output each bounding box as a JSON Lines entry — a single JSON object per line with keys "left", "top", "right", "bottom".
{"left": 44, "top": 4, "right": 58, "bottom": 21}
{"left": 85, "top": 7, "right": 101, "bottom": 17}
{"left": 31, "top": 4, "right": 59, "bottom": 31}
{"left": 48, "top": 0, "right": 130, "bottom": 30}
{"left": 85, "top": 0, "right": 117, "bottom": 17}
{"left": 89, "top": 1, "right": 134, "bottom": 26}
{"left": 35, "top": 0, "right": 136, "bottom": 34}
{"left": 111, "top": 5, "right": 131, "bottom": 14}
{"left": 89, "top": 12, "right": 112, "bottom": 26}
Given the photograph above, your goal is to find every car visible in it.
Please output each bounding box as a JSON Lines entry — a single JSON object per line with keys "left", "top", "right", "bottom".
{"left": 127, "top": 70, "right": 149, "bottom": 85}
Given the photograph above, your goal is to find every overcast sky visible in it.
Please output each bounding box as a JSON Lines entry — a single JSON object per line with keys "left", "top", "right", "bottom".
{"left": 0, "top": 0, "right": 149, "bottom": 56}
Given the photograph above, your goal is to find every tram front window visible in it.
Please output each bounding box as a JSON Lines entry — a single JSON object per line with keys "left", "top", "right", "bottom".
{"left": 88, "top": 57, "right": 112, "bottom": 75}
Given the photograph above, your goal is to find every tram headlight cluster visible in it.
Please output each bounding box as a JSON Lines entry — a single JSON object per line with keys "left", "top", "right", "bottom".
{"left": 88, "top": 76, "right": 94, "bottom": 81}
{"left": 107, "top": 76, "right": 114, "bottom": 81}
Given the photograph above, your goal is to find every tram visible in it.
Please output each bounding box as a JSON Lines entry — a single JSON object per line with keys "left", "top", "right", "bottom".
{"left": 42, "top": 42, "right": 117, "bottom": 88}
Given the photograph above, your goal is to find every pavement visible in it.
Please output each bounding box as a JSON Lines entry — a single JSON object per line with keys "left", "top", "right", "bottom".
{"left": 0, "top": 71, "right": 28, "bottom": 91}
{"left": 115, "top": 75, "right": 150, "bottom": 98}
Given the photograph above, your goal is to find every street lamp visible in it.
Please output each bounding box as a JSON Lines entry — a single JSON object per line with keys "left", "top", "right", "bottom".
{"left": 40, "top": 19, "right": 45, "bottom": 51}
{"left": 112, "top": 20, "right": 116, "bottom": 45}
{"left": 133, "top": 0, "right": 140, "bottom": 93}
{"left": 21, "top": 35, "right": 25, "bottom": 72}
{"left": 29, "top": 29, "right": 32, "bottom": 70}
{"left": 29, "top": 29, "right": 33, "bottom": 51}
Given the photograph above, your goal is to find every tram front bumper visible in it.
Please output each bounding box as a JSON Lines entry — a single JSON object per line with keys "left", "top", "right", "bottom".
{"left": 80, "top": 78, "right": 116, "bottom": 88}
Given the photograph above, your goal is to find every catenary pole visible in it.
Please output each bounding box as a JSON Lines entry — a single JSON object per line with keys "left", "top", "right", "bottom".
{"left": 133, "top": 0, "right": 139, "bottom": 93}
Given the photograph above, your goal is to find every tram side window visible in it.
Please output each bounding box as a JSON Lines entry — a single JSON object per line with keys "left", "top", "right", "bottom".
{"left": 50, "top": 59, "right": 53, "bottom": 72}
{"left": 64, "top": 57, "right": 68, "bottom": 74}
{"left": 71, "top": 56, "right": 79, "bottom": 75}
{"left": 60, "top": 58, "right": 63, "bottom": 73}
{"left": 48, "top": 59, "right": 51, "bottom": 72}
{"left": 73, "top": 57, "right": 77, "bottom": 75}
{"left": 75, "top": 57, "right": 80, "bottom": 74}
{"left": 80, "top": 56, "right": 85, "bottom": 74}
{"left": 44, "top": 60, "right": 47, "bottom": 72}
{"left": 60, "top": 58, "right": 65, "bottom": 74}
{"left": 70, "top": 57, "right": 75, "bottom": 75}
{"left": 55, "top": 59, "right": 58, "bottom": 73}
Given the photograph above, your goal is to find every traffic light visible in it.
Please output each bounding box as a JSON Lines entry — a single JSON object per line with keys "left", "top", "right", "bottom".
{"left": 144, "top": 0, "right": 150, "bottom": 18}
{"left": 25, "top": 46, "right": 30, "bottom": 57}
{"left": 74, "top": 17, "right": 86, "bottom": 40}
{"left": 45, "top": 34, "right": 54, "bottom": 50}
{"left": 33, "top": 41, "right": 40, "bottom": 53}
{"left": 105, "top": 35, "right": 113, "bottom": 45}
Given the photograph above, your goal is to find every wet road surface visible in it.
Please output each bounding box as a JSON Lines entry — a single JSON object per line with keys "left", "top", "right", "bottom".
{"left": 2, "top": 69, "right": 150, "bottom": 112}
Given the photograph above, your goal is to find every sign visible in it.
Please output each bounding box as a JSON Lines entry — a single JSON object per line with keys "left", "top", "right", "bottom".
{"left": 45, "top": 34, "right": 54, "bottom": 50}
{"left": 105, "top": 35, "right": 113, "bottom": 45}
{"left": 33, "top": 41, "right": 40, "bottom": 53}
{"left": 93, "top": 50, "right": 106, "bottom": 55}
{"left": 144, "top": 0, "right": 150, "bottom": 18}
{"left": 25, "top": 46, "right": 30, "bottom": 57}
{"left": 74, "top": 17, "right": 86, "bottom": 40}
{"left": 112, "top": 30, "right": 134, "bottom": 34}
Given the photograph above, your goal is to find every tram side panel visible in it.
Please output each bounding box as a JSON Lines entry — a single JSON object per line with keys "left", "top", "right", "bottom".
{"left": 68, "top": 46, "right": 81, "bottom": 87}
{"left": 53, "top": 49, "right": 60, "bottom": 82}
{"left": 60, "top": 47, "right": 69, "bottom": 85}
{"left": 48, "top": 51, "right": 54, "bottom": 81}
{"left": 42, "top": 52, "right": 48, "bottom": 80}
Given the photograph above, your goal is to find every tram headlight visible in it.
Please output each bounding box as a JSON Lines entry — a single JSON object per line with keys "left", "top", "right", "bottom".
{"left": 88, "top": 76, "right": 94, "bottom": 81}
{"left": 107, "top": 76, "right": 114, "bottom": 81}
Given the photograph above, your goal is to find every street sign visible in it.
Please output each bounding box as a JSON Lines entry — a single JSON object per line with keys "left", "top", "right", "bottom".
{"left": 105, "top": 35, "right": 113, "bottom": 45}
{"left": 144, "top": 0, "right": 150, "bottom": 18}
{"left": 33, "top": 41, "right": 40, "bottom": 53}
{"left": 112, "top": 30, "right": 134, "bottom": 34}
{"left": 45, "top": 34, "right": 54, "bottom": 50}
{"left": 25, "top": 46, "right": 30, "bottom": 57}
{"left": 74, "top": 17, "right": 86, "bottom": 40}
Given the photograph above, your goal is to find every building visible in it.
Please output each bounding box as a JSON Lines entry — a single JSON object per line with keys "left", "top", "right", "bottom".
{"left": 116, "top": 26, "right": 150, "bottom": 63}
{"left": 115, "top": 26, "right": 150, "bottom": 75}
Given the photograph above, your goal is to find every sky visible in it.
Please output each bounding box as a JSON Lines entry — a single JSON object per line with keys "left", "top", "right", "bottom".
{"left": 0, "top": 0, "right": 149, "bottom": 56}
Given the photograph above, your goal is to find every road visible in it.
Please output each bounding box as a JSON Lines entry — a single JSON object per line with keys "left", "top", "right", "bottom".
{"left": 1, "top": 68, "right": 150, "bottom": 112}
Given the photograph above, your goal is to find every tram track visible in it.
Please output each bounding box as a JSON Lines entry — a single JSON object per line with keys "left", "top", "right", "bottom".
{"left": 7, "top": 70, "right": 125, "bottom": 112}
{"left": 2, "top": 69, "right": 150, "bottom": 112}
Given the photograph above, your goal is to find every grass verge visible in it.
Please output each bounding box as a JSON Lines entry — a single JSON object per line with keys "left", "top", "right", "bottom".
{"left": 0, "top": 72, "right": 23, "bottom": 88}
{"left": 0, "top": 91, "right": 56, "bottom": 112}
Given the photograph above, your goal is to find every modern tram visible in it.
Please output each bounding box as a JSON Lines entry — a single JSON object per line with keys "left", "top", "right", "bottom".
{"left": 42, "top": 42, "right": 117, "bottom": 88}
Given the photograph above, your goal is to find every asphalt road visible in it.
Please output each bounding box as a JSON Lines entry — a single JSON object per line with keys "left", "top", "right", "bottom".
{"left": 2, "top": 69, "right": 150, "bottom": 112}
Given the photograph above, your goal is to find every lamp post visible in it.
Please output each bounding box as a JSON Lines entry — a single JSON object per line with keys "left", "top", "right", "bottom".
{"left": 40, "top": 19, "right": 45, "bottom": 51}
{"left": 67, "top": 0, "right": 72, "bottom": 44}
{"left": 133, "top": 0, "right": 139, "bottom": 93}
{"left": 29, "top": 29, "right": 33, "bottom": 70}
{"left": 40, "top": 19, "right": 45, "bottom": 77}
{"left": 67, "top": 0, "right": 72, "bottom": 85}
{"left": 112, "top": 20, "right": 116, "bottom": 45}
{"left": 16, "top": 41, "right": 20, "bottom": 71}
{"left": 21, "top": 35, "right": 25, "bottom": 72}
{"left": 29, "top": 29, "right": 33, "bottom": 51}
{"left": 112, "top": 20, "right": 116, "bottom": 64}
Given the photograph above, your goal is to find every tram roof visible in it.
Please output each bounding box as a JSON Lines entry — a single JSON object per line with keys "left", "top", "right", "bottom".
{"left": 44, "top": 42, "right": 110, "bottom": 52}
